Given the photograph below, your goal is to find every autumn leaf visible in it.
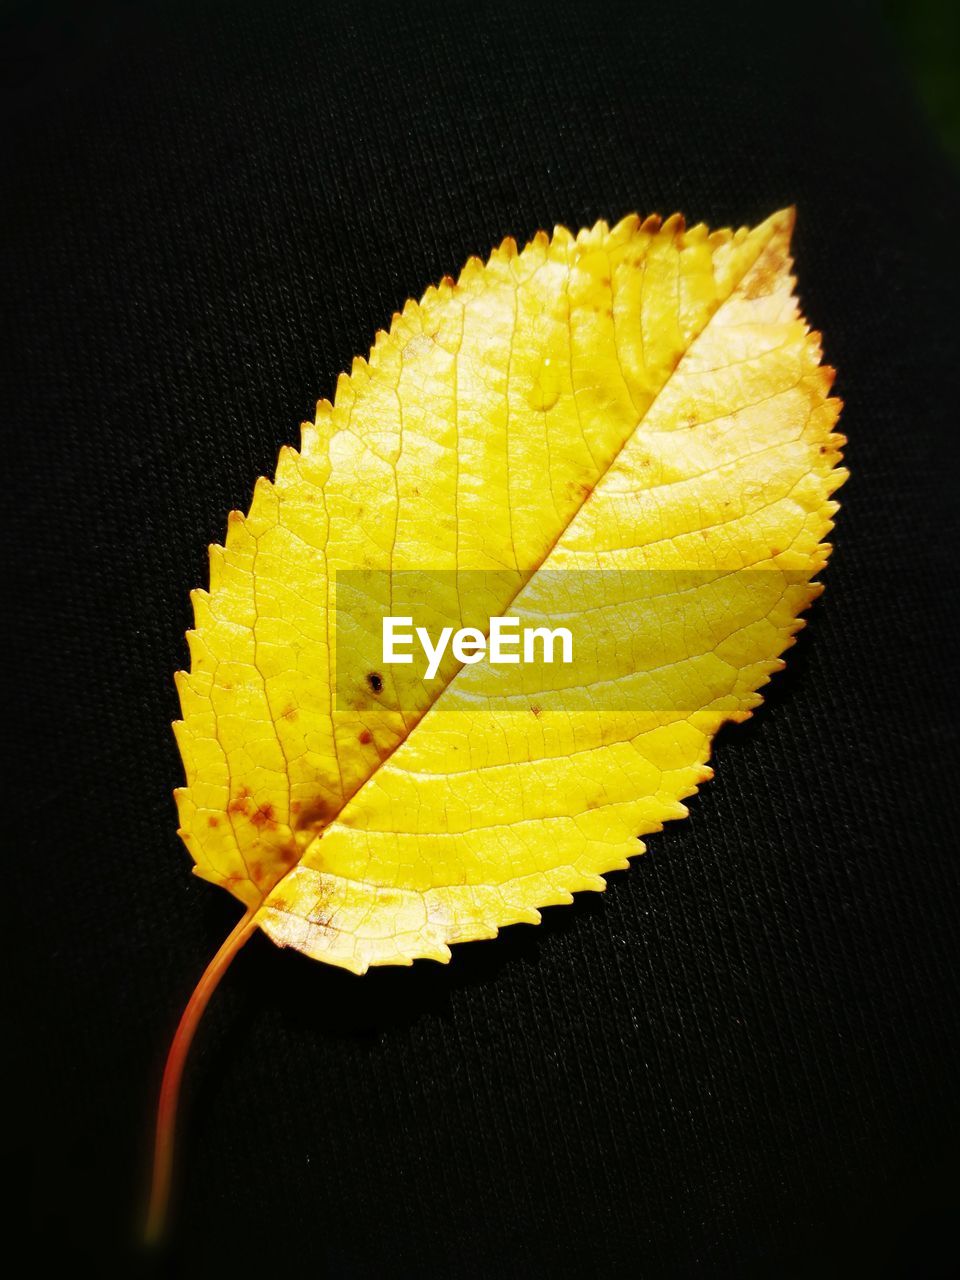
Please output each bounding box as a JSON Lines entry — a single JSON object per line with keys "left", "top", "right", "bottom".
{"left": 148, "top": 208, "right": 846, "bottom": 1237}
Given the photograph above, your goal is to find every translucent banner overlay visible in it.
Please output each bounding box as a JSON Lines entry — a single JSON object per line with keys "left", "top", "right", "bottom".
{"left": 333, "top": 568, "right": 815, "bottom": 723}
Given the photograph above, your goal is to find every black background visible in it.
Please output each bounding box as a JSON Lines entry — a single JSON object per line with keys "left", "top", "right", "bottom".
{"left": 6, "top": 0, "right": 960, "bottom": 1274}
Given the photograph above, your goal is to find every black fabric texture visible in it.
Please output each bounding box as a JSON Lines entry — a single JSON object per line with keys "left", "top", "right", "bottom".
{"left": 6, "top": 1, "right": 960, "bottom": 1274}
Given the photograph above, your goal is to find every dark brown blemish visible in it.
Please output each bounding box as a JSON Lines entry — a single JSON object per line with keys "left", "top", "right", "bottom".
{"left": 250, "top": 802, "right": 277, "bottom": 830}
{"left": 367, "top": 671, "right": 383, "bottom": 694}
{"left": 358, "top": 729, "right": 373, "bottom": 745}
{"left": 293, "top": 795, "right": 335, "bottom": 833}
{"left": 530, "top": 705, "right": 542, "bottom": 718}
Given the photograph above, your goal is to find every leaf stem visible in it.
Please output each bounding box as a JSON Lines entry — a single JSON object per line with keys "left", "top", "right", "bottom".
{"left": 146, "top": 906, "right": 258, "bottom": 1243}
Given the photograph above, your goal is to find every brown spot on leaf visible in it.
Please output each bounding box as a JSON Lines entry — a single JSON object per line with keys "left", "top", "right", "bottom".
{"left": 367, "top": 671, "right": 383, "bottom": 694}
{"left": 294, "top": 795, "right": 335, "bottom": 833}
{"left": 530, "top": 705, "right": 542, "bottom": 718}
{"left": 358, "top": 729, "right": 373, "bottom": 745}
{"left": 228, "top": 786, "right": 252, "bottom": 816}
{"left": 207, "top": 815, "right": 220, "bottom": 827}
{"left": 250, "top": 802, "right": 277, "bottom": 830}
{"left": 228, "top": 786, "right": 278, "bottom": 831}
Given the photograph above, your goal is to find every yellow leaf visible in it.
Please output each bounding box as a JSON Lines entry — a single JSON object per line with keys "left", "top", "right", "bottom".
{"left": 149, "top": 208, "right": 845, "bottom": 1236}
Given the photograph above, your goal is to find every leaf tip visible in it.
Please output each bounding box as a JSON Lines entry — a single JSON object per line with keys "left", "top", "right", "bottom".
{"left": 767, "top": 204, "right": 797, "bottom": 243}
